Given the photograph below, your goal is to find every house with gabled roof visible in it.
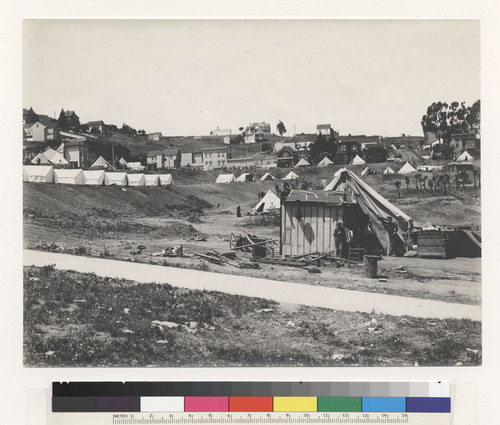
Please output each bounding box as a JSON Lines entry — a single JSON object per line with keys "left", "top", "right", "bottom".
{"left": 276, "top": 146, "right": 299, "bottom": 168}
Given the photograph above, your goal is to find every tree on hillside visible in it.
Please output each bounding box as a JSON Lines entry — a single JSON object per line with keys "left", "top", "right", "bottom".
{"left": 276, "top": 120, "right": 287, "bottom": 136}
{"left": 420, "top": 100, "right": 480, "bottom": 151}
{"left": 310, "top": 131, "right": 338, "bottom": 164}
{"left": 394, "top": 181, "right": 402, "bottom": 198}
{"left": 404, "top": 176, "right": 410, "bottom": 194}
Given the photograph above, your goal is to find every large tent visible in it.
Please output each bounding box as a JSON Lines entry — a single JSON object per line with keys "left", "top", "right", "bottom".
{"left": 127, "top": 173, "right": 146, "bottom": 187}
{"left": 317, "top": 156, "right": 334, "bottom": 167}
{"left": 295, "top": 157, "right": 310, "bottom": 167}
{"left": 159, "top": 174, "right": 173, "bottom": 186}
{"left": 216, "top": 174, "right": 235, "bottom": 184}
{"left": 350, "top": 155, "right": 366, "bottom": 165}
{"left": 236, "top": 173, "right": 253, "bottom": 182}
{"left": 54, "top": 169, "right": 85, "bottom": 185}
{"left": 144, "top": 174, "right": 159, "bottom": 186}
{"left": 118, "top": 157, "right": 128, "bottom": 167}
{"left": 383, "top": 167, "right": 395, "bottom": 175}
{"left": 104, "top": 172, "right": 128, "bottom": 186}
{"left": 23, "top": 165, "right": 54, "bottom": 183}
{"left": 261, "top": 172, "right": 275, "bottom": 181}
{"left": 323, "top": 168, "right": 411, "bottom": 255}
{"left": 31, "top": 152, "right": 51, "bottom": 165}
{"left": 456, "top": 150, "right": 474, "bottom": 161}
{"left": 398, "top": 162, "right": 417, "bottom": 174}
{"left": 43, "top": 148, "right": 69, "bottom": 165}
{"left": 283, "top": 171, "right": 299, "bottom": 180}
{"left": 82, "top": 170, "right": 105, "bottom": 185}
{"left": 361, "top": 167, "right": 372, "bottom": 176}
{"left": 91, "top": 156, "right": 113, "bottom": 169}
{"left": 252, "top": 189, "right": 281, "bottom": 214}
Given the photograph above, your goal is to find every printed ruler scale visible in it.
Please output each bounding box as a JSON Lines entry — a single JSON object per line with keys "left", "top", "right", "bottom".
{"left": 50, "top": 412, "right": 450, "bottom": 425}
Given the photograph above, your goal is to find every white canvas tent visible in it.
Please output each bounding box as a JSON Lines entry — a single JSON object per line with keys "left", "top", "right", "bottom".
{"left": 104, "top": 172, "right": 128, "bottom": 186}
{"left": 361, "top": 167, "right": 371, "bottom": 176}
{"left": 144, "top": 174, "right": 159, "bottom": 186}
{"left": 54, "top": 169, "right": 85, "bottom": 185}
{"left": 236, "top": 173, "right": 252, "bottom": 182}
{"left": 318, "top": 156, "right": 334, "bottom": 167}
{"left": 82, "top": 170, "right": 105, "bottom": 185}
{"left": 350, "top": 155, "right": 366, "bottom": 165}
{"left": 252, "top": 189, "right": 281, "bottom": 214}
{"left": 383, "top": 167, "right": 395, "bottom": 175}
{"left": 23, "top": 165, "right": 54, "bottom": 183}
{"left": 31, "top": 152, "right": 51, "bottom": 165}
{"left": 456, "top": 150, "right": 474, "bottom": 161}
{"left": 127, "top": 173, "right": 146, "bottom": 186}
{"left": 118, "top": 157, "right": 128, "bottom": 167}
{"left": 56, "top": 142, "right": 65, "bottom": 154}
{"left": 216, "top": 174, "right": 235, "bottom": 184}
{"left": 261, "top": 172, "right": 275, "bottom": 181}
{"left": 159, "top": 174, "right": 173, "bottom": 186}
{"left": 398, "top": 162, "right": 417, "bottom": 174}
{"left": 91, "top": 156, "right": 113, "bottom": 169}
{"left": 127, "top": 162, "right": 145, "bottom": 171}
{"left": 43, "top": 148, "right": 69, "bottom": 165}
{"left": 323, "top": 168, "right": 411, "bottom": 255}
{"left": 283, "top": 171, "right": 299, "bottom": 180}
{"left": 295, "top": 157, "right": 310, "bottom": 167}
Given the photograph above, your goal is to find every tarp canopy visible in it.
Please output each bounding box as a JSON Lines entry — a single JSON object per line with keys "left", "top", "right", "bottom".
{"left": 91, "top": 156, "right": 113, "bottom": 169}
{"left": 350, "top": 154, "right": 366, "bottom": 165}
{"left": 104, "top": 172, "right": 127, "bottom": 186}
{"left": 127, "top": 162, "right": 145, "bottom": 171}
{"left": 144, "top": 174, "right": 159, "bottom": 186}
{"left": 324, "top": 168, "right": 411, "bottom": 256}
{"left": 31, "top": 152, "right": 51, "bottom": 165}
{"left": 216, "top": 174, "right": 235, "bottom": 184}
{"left": 318, "top": 156, "right": 334, "bottom": 166}
{"left": 23, "top": 165, "right": 54, "bottom": 183}
{"left": 261, "top": 172, "right": 275, "bottom": 181}
{"left": 456, "top": 150, "right": 474, "bottom": 161}
{"left": 159, "top": 174, "right": 173, "bottom": 186}
{"left": 43, "top": 148, "right": 68, "bottom": 165}
{"left": 236, "top": 173, "right": 252, "bottom": 182}
{"left": 127, "top": 173, "right": 146, "bottom": 186}
{"left": 82, "top": 170, "right": 105, "bottom": 185}
{"left": 295, "top": 157, "right": 310, "bottom": 167}
{"left": 252, "top": 189, "right": 281, "bottom": 214}
{"left": 398, "top": 162, "right": 417, "bottom": 174}
{"left": 54, "top": 169, "right": 84, "bottom": 185}
{"left": 283, "top": 171, "right": 299, "bottom": 180}
{"left": 383, "top": 167, "right": 395, "bottom": 175}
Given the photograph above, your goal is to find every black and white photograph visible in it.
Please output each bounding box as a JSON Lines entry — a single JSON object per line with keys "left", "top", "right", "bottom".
{"left": 22, "top": 19, "right": 481, "bottom": 367}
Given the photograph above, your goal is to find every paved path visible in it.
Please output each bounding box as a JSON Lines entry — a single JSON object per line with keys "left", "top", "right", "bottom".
{"left": 23, "top": 250, "right": 481, "bottom": 321}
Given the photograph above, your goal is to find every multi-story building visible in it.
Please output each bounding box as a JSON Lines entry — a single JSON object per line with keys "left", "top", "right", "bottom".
{"left": 202, "top": 146, "right": 228, "bottom": 169}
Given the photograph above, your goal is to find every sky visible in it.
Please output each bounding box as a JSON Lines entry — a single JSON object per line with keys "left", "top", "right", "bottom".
{"left": 23, "top": 19, "right": 480, "bottom": 137}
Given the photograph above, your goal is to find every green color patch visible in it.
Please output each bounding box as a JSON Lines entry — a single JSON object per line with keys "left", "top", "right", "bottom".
{"left": 317, "top": 397, "right": 362, "bottom": 412}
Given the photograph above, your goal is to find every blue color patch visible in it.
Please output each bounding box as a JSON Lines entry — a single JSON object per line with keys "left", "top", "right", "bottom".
{"left": 362, "top": 397, "right": 406, "bottom": 412}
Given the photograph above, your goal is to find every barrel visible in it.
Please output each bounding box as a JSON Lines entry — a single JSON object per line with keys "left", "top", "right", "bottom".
{"left": 363, "top": 255, "right": 381, "bottom": 278}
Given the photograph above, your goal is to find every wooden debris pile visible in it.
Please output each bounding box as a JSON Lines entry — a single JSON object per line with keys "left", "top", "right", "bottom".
{"left": 229, "top": 233, "right": 278, "bottom": 258}
{"left": 194, "top": 250, "right": 260, "bottom": 269}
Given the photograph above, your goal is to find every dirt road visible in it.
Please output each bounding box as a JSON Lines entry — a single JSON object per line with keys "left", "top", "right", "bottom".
{"left": 24, "top": 250, "right": 481, "bottom": 321}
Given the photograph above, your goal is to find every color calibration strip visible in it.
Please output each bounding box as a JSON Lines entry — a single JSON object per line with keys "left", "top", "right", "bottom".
{"left": 52, "top": 382, "right": 450, "bottom": 413}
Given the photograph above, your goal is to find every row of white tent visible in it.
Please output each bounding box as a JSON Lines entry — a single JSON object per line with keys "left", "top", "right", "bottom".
{"left": 23, "top": 166, "right": 173, "bottom": 186}
{"left": 216, "top": 171, "right": 299, "bottom": 184}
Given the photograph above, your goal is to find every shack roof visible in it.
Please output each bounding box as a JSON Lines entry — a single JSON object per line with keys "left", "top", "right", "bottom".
{"left": 284, "top": 190, "right": 355, "bottom": 206}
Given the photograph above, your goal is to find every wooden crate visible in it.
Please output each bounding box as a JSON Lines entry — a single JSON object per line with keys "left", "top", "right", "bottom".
{"left": 417, "top": 231, "right": 449, "bottom": 258}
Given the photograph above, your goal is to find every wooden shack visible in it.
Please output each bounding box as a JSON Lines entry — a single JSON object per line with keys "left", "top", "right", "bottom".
{"left": 281, "top": 190, "right": 359, "bottom": 256}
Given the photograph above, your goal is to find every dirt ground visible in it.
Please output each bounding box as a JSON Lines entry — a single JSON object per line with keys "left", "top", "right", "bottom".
{"left": 24, "top": 179, "right": 481, "bottom": 306}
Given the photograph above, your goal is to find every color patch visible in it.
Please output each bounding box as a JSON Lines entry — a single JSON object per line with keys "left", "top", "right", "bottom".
{"left": 96, "top": 397, "right": 140, "bottom": 412}
{"left": 140, "top": 397, "right": 184, "bottom": 412}
{"left": 184, "top": 397, "right": 228, "bottom": 412}
{"left": 362, "top": 397, "right": 406, "bottom": 412}
{"left": 229, "top": 397, "right": 273, "bottom": 412}
{"left": 406, "top": 397, "right": 451, "bottom": 413}
{"left": 273, "top": 397, "right": 317, "bottom": 412}
{"left": 317, "top": 397, "right": 362, "bottom": 412}
{"left": 52, "top": 397, "right": 96, "bottom": 412}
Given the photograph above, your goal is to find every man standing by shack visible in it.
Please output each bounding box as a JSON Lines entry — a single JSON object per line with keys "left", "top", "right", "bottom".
{"left": 377, "top": 215, "right": 402, "bottom": 256}
{"left": 334, "top": 222, "right": 346, "bottom": 258}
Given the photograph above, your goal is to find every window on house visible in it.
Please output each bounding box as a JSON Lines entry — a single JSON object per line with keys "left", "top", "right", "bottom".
{"left": 340, "top": 146, "right": 346, "bottom": 152}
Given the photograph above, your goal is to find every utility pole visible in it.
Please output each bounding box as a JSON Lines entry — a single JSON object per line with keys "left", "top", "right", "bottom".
{"left": 111, "top": 143, "right": 115, "bottom": 163}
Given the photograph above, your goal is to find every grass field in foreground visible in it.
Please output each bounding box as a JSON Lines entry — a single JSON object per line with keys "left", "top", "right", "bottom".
{"left": 23, "top": 266, "right": 481, "bottom": 367}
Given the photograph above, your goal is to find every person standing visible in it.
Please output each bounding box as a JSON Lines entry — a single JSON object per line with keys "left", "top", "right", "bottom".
{"left": 377, "top": 215, "right": 400, "bottom": 256}
{"left": 334, "top": 222, "right": 346, "bottom": 258}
